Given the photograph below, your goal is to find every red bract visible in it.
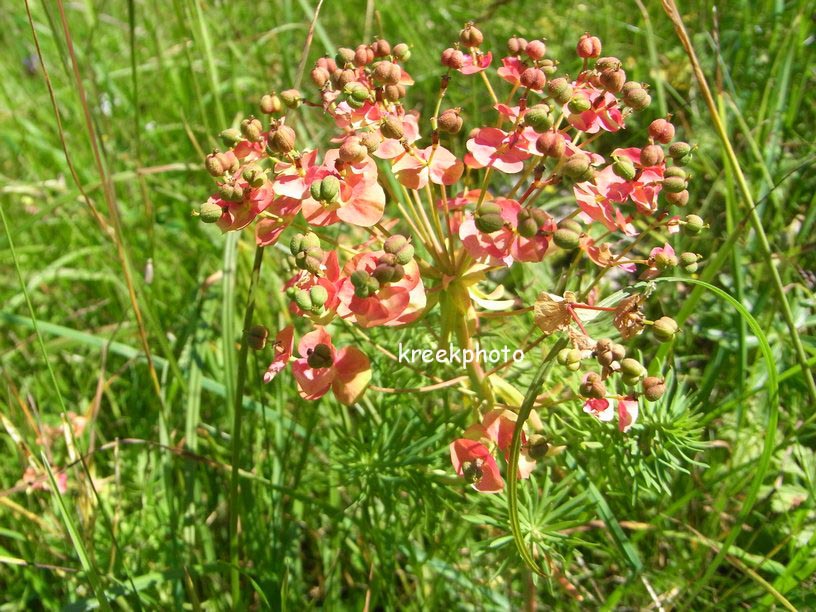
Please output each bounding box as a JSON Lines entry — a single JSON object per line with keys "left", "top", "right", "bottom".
{"left": 301, "top": 152, "right": 385, "bottom": 227}
{"left": 458, "top": 51, "right": 493, "bottom": 74}
{"left": 564, "top": 87, "right": 624, "bottom": 133}
{"left": 391, "top": 145, "right": 464, "bottom": 190}
{"left": 263, "top": 325, "right": 294, "bottom": 383}
{"left": 583, "top": 397, "right": 640, "bottom": 432}
{"left": 449, "top": 439, "right": 504, "bottom": 493}
{"left": 337, "top": 251, "right": 426, "bottom": 327}
{"left": 459, "top": 197, "right": 518, "bottom": 265}
{"left": 497, "top": 56, "right": 524, "bottom": 85}
{"left": 465, "top": 128, "right": 531, "bottom": 174}
{"left": 291, "top": 327, "right": 371, "bottom": 405}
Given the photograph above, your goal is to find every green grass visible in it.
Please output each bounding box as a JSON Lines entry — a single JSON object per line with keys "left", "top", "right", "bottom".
{"left": 2, "top": 0, "right": 816, "bottom": 608}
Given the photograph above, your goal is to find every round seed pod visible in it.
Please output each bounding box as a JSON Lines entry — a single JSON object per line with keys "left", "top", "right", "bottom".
{"left": 199, "top": 201, "right": 224, "bottom": 223}
{"left": 546, "top": 78, "right": 573, "bottom": 105}
{"left": 640, "top": 144, "right": 665, "bottom": 167}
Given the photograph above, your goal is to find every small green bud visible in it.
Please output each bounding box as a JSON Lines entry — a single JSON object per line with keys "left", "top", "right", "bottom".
{"left": 612, "top": 157, "right": 637, "bottom": 181}
{"left": 198, "top": 201, "right": 224, "bottom": 223}
{"left": 620, "top": 358, "right": 645, "bottom": 379}
{"left": 662, "top": 176, "right": 687, "bottom": 193}
{"left": 219, "top": 128, "right": 243, "bottom": 147}
{"left": 260, "top": 94, "right": 282, "bottom": 114}
{"left": 242, "top": 165, "right": 265, "bottom": 189}
{"left": 557, "top": 348, "right": 572, "bottom": 366}
{"left": 474, "top": 202, "right": 505, "bottom": 234}
{"left": 279, "top": 88, "right": 302, "bottom": 109}
{"left": 546, "top": 77, "right": 573, "bottom": 105}
{"left": 683, "top": 215, "right": 705, "bottom": 236}
{"left": 654, "top": 251, "right": 678, "bottom": 270}
{"left": 653, "top": 316, "right": 679, "bottom": 342}
{"left": 383, "top": 235, "right": 408, "bottom": 255}
{"left": 567, "top": 96, "right": 591, "bottom": 114}
{"left": 309, "top": 285, "right": 329, "bottom": 308}
{"left": 664, "top": 166, "right": 687, "bottom": 180}
{"left": 621, "top": 374, "right": 642, "bottom": 387}
{"left": 392, "top": 43, "right": 411, "bottom": 61}
{"left": 553, "top": 228, "right": 580, "bottom": 250}
{"left": 669, "top": 141, "right": 691, "bottom": 159}
{"left": 622, "top": 86, "right": 651, "bottom": 110}
{"left": 680, "top": 252, "right": 701, "bottom": 273}
{"left": 525, "top": 104, "right": 553, "bottom": 133}
{"left": 294, "top": 289, "right": 313, "bottom": 312}
{"left": 558, "top": 219, "right": 583, "bottom": 234}
{"left": 562, "top": 154, "right": 591, "bottom": 180}
{"left": 371, "top": 263, "right": 396, "bottom": 285}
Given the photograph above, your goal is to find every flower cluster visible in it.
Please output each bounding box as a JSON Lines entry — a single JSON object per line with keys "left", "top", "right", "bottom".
{"left": 196, "top": 24, "right": 707, "bottom": 491}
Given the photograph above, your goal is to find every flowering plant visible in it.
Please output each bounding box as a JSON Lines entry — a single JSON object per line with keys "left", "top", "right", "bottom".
{"left": 197, "top": 22, "right": 706, "bottom": 580}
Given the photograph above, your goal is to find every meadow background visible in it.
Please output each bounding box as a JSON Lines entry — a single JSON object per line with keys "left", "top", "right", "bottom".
{"left": 1, "top": 0, "right": 815, "bottom": 608}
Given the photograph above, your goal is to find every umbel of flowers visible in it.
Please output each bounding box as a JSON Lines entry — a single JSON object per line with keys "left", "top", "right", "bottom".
{"left": 197, "top": 25, "right": 706, "bottom": 494}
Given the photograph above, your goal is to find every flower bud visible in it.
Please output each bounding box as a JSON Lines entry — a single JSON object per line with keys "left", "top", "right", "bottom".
{"left": 380, "top": 115, "right": 405, "bottom": 140}
{"left": 279, "top": 89, "right": 301, "bottom": 109}
{"left": 309, "top": 285, "right": 329, "bottom": 309}
{"left": 653, "top": 316, "right": 679, "bottom": 342}
{"left": 642, "top": 376, "right": 666, "bottom": 401}
{"left": 620, "top": 358, "right": 646, "bottom": 379}
{"left": 218, "top": 182, "right": 244, "bottom": 202}
{"left": 392, "top": 43, "right": 411, "bottom": 61}
{"left": 333, "top": 68, "right": 357, "bottom": 89}
{"left": 344, "top": 81, "right": 371, "bottom": 104}
{"left": 566, "top": 348, "right": 583, "bottom": 371}
{"left": 372, "top": 263, "right": 397, "bottom": 284}
{"left": 669, "top": 141, "right": 691, "bottom": 159}
{"left": 545, "top": 78, "right": 573, "bottom": 105}
{"left": 246, "top": 324, "right": 269, "bottom": 350}
{"left": 662, "top": 176, "right": 687, "bottom": 193}
{"left": 242, "top": 165, "right": 266, "bottom": 189}
{"left": 516, "top": 208, "right": 548, "bottom": 239}
{"left": 665, "top": 190, "right": 690, "bottom": 207}
{"left": 526, "top": 434, "right": 550, "bottom": 460}
{"left": 612, "top": 157, "right": 637, "bottom": 181}
{"left": 354, "top": 44, "right": 374, "bottom": 67}
{"left": 438, "top": 108, "right": 464, "bottom": 134}
{"left": 441, "top": 47, "right": 465, "bottom": 69}
{"left": 507, "top": 36, "right": 528, "bottom": 55}
{"left": 240, "top": 116, "right": 264, "bottom": 142}
{"left": 383, "top": 85, "right": 404, "bottom": 102}
{"left": 459, "top": 23, "right": 484, "bottom": 47}
{"left": 268, "top": 125, "right": 296, "bottom": 154}
{"left": 198, "top": 201, "right": 224, "bottom": 223}
{"left": 553, "top": 228, "right": 580, "bottom": 250}
{"left": 520, "top": 67, "right": 546, "bottom": 90}
{"left": 639, "top": 144, "right": 664, "bottom": 167}
{"left": 611, "top": 343, "right": 626, "bottom": 362}
{"left": 205, "top": 152, "right": 226, "bottom": 177}
{"left": 525, "top": 39, "right": 547, "bottom": 60}
{"left": 622, "top": 86, "right": 651, "bottom": 111}
{"left": 219, "top": 128, "right": 242, "bottom": 147}
{"left": 684, "top": 214, "right": 705, "bottom": 235}
{"left": 680, "top": 252, "right": 701, "bottom": 273}
{"left": 311, "top": 66, "right": 330, "bottom": 88}
{"left": 372, "top": 60, "right": 402, "bottom": 86}
{"left": 525, "top": 104, "right": 552, "bottom": 132}
{"left": 649, "top": 118, "right": 675, "bottom": 144}
{"left": 654, "top": 251, "right": 678, "bottom": 270}
{"left": 294, "top": 288, "right": 313, "bottom": 312}
{"left": 307, "top": 343, "right": 334, "bottom": 369}
{"left": 260, "top": 93, "right": 282, "bottom": 114}
{"left": 577, "top": 33, "right": 602, "bottom": 58}
{"left": 339, "top": 136, "right": 368, "bottom": 164}
{"left": 562, "top": 153, "right": 591, "bottom": 180}
{"left": 567, "top": 96, "right": 591, "bottom": 114}
{"left": 474, "top": 204, "right": 505, "bottom": 234}
{"left": 557, "top": 348, "right": 572, "bottom": 365}
{"left": 580, "top": 372, "right": 607, "bottom": 399}
{"left": 599, "top": 68, "right": 626, "bottom": 93}
{"left": 535, "top": 131, "right": 565, "bottom": 158}
{"left": 335, "top": 47, "right": 355, "bottom": 67}
{"left": 350, "top": 270, "right": 369, "bottom": 288}
{"left": 359, "top": 131, "right": 382, "bottom": 153}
